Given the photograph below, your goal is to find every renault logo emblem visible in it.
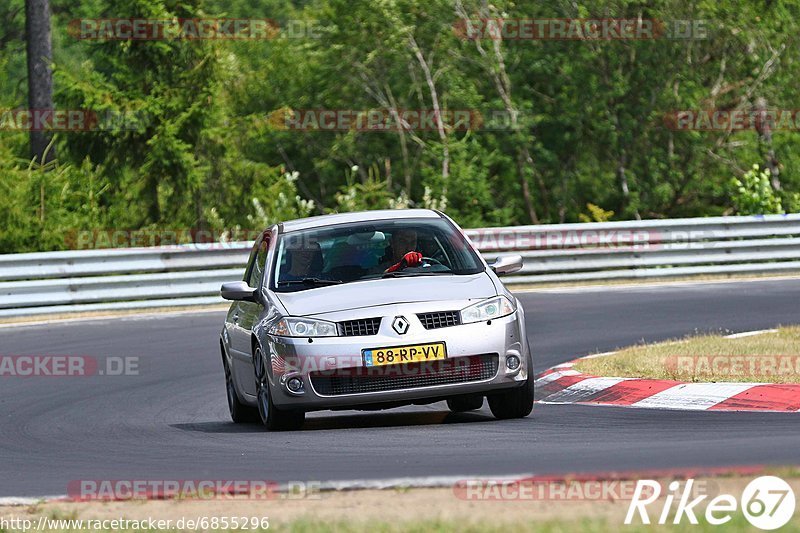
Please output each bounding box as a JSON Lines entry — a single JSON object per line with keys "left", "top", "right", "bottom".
{"left": 392, "top": 316, "right": 409, "bottom": 335}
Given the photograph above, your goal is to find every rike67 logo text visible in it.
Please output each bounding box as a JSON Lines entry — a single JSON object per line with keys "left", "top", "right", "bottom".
{"left": 625, "top": 476, "right": 795, "bottom": 530}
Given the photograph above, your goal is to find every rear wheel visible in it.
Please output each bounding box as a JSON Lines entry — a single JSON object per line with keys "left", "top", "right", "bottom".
{"left": 254, "top": 347, "right": 305, "bottom": 431}
{"left": 224, "top": 356, "right": 259, "bottom": 423}
{"left": 446, "top": 394, "right": 484, "bottom": 412}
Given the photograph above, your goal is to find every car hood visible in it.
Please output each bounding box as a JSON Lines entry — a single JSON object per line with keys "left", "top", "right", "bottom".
{"left": 275, "top": 273, "right": 497, "bottom": 316}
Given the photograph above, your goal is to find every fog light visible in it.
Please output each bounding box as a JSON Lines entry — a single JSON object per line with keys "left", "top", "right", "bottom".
{"left": 287, "top": 377, "right": 304, "bottom": 393}
{"left": 506, "top": 355, "right": 520, "bottom": 370}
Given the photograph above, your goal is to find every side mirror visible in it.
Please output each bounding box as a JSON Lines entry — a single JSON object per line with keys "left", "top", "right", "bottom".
{"left": 221, "top": 281, "right": 258, "bottom": 302}
{"left": 490, "top": 254, "right": 523, "bottom": 276}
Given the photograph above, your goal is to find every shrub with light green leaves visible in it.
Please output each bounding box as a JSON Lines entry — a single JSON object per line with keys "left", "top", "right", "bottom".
{"left": 729, "top": 165, "right": 783, "bottom": 215}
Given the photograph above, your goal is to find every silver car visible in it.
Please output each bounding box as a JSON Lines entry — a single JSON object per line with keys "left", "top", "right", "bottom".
{"left": 219, "top": 209, "right": 532, "bottom": 430}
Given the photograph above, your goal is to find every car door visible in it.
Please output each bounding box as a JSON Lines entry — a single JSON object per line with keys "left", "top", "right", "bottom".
{"left": 229, "top": 231, "right": 270, "bottom": 397}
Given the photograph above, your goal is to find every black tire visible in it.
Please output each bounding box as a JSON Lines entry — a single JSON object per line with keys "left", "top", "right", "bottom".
{"left": 446, "top": 394, "right": 484, "bottom": 412}
{"left": 488, "top": 377, "right": 534, "bottom": 419}
{"left": 488, "top": 352, "right": 534, "bottom": 420}
{"left": 254, "top": 347, "right": 305, "bottom": 431}
{"left": 224, "top": 355, "right": 259, "bottom": 423}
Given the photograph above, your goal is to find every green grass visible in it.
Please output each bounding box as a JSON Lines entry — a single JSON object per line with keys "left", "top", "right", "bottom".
{"left": 574, "top": 326, "right": 800, "bottom": 383}
{"left": 278, "top": 516, "right": 800, "bottom": 532}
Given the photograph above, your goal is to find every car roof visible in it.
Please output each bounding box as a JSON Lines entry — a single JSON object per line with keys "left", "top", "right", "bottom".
{"left": 279, "top": 209, "right": 442, "bottom": 233}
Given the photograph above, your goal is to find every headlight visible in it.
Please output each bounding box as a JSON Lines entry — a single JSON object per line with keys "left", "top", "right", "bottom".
{"left": 460, "top": 296, "right": 515, "bottom": 324}
{"left": 268, "top": 317, "right": 338, "bottom": 337}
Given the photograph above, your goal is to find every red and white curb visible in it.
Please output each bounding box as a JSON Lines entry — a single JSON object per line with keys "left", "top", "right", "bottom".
{"left": 535, "top": 359, "right": 800, "bottom": 413}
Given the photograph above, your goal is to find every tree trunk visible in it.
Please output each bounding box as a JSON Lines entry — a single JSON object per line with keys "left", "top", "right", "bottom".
{"left": 147, "top": 174, "right": 161, "bottom": 224}
{"left": 755, "top": 97, "right": 781, "bottom": 190}
{"left": 409, "top": 36, "right": 449, "bottom": 193}
{"left": 516, "top": 148, "right": 539, "bottom": 224}
{"left": 454, "top": 0, "right": 540, "bottom": 223}
{"left": 25, "top": 0, "right": 56, "bottom": 165}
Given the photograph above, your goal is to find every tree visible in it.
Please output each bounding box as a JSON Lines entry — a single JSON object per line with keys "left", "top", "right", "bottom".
{"left": 25, "top": 0, "right": 55, "bottom": 164}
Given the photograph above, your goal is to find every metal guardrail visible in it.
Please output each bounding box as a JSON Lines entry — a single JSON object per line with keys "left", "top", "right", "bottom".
{"left": 1, "top": 214, "right": 799, "bottom": 317}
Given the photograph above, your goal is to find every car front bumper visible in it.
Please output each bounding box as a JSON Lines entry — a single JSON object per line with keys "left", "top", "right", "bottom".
{"left": 261, "top": 305, "right": 530, "bottom": 411}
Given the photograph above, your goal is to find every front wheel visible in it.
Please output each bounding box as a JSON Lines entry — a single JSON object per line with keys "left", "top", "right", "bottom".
{"left": 254, "top": 347, "right": 305, "bottom": 431}
{"left": 224, "top": 356, "right": 259, "bottom": 423}
{"left": 488, "top": 376, "right": 534, "bottom": 420}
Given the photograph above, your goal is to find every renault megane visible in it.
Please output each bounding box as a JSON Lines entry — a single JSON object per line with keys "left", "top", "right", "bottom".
{"left": 219, "top": 209, "right": 532, "bottom": 430}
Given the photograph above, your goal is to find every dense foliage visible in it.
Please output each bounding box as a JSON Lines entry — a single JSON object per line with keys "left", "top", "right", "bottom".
{"left": 1, "top": 0, "right": 799, "bottom": 252}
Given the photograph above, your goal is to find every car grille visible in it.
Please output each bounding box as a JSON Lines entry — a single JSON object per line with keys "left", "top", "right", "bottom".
{"left": 309, "top": 354, "right": 499, "bottom": 396}
{"left": 338, "top": 317, "right": 382, "bottom": 336}
{"left": 417, "top": 311, "right": 461, "bottom": 329}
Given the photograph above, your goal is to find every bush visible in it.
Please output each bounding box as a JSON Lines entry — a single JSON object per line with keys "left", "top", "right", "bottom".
{"left": 729, "top": 165, "right": 783, "bottom": 215}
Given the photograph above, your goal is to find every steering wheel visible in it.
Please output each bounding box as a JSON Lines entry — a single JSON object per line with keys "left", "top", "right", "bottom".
{"left": 418, "top": 256, "right": 443, "bottom": 267}
{"left": 387, "top": 256, "right": 444, "bottom": 273}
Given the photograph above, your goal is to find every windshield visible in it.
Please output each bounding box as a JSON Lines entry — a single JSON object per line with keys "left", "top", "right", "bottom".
{"left": 271, "top": 217, "right": 484, "bottom": 291}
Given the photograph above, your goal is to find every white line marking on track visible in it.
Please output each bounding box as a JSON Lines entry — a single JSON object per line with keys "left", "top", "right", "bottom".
{"left": 534, "top": 369, "right": 580, "bottom": 385}
{"left": 723, "top": 329, "right": 777, "bottom": 339}
{"left": 0, "top": 496, "right": 61, "bottom": 506}
{"left": 0, "top": 474, "right": 547, "bottom": 503}
{"left": 632, "top": 383, "right": 756, "bottom": 410}
{"left": 539, "top": 377, "right": 628, "bottom": 403}
{"left": 582, "top": 351, "right": 618, "bottom": 359}
{"left": 315, "top": 473, "right": 535, "bottom": 491}
{"left": 512, "top": 275, "right": 800, "bottom": 294}
{"left": 0, "top": 307, "right": 227, "bottom": 330}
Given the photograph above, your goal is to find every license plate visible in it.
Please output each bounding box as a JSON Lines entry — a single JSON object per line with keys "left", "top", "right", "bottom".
{"left": 362, "top": 342, "right": 447, "bottom": 367}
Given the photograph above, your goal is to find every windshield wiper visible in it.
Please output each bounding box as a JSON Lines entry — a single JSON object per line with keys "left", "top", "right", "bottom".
{"left": 277, "top": 278, "right": 343, "bottom": 286}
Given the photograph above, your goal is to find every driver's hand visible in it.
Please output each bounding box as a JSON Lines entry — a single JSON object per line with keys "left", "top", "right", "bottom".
{"left": 403, "top": 251, "right": 423, "bottom": 267}
{"left": 386, "top": 251, "right": 423, "bottom": 273}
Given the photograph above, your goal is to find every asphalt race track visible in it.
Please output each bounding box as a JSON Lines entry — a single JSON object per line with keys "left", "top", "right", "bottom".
{"left": 2, "top": 278, "right": 800, "bottom": 497}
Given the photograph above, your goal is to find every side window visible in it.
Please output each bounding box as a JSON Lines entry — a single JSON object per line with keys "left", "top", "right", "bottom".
{"left": 248, "top": 236, "right": 270, "bottom": 289}
{"left": 243, "top": 239, "right": 261, "bottom": 284}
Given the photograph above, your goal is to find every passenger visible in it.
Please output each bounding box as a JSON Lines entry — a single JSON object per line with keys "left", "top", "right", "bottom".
{"left": 281, "top": 241, "right": 324, "bottom": 281}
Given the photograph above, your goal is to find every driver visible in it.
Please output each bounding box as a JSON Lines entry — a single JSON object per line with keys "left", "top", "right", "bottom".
{"left": 380, "top": 228, "right": 423, "bottom": 273}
